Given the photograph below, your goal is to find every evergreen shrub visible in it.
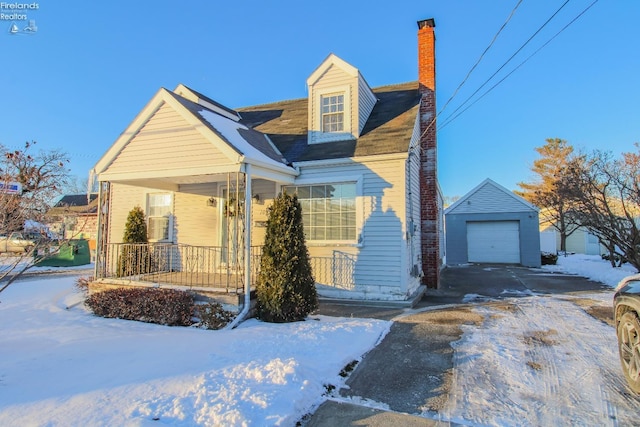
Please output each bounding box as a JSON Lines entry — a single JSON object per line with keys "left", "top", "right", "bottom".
{"left": 541, "top": 252, "right": 558, "bottom": 265}
{"left": 117, "top": 206, "right": 154, "bottom": 277}
{"left": 256, "top": 191, "right": 318, "bottom": 322}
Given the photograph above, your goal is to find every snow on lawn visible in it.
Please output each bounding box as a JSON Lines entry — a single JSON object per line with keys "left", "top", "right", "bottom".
{"left": 0, "top": 277, "right": 390, "bottom": 426}
{"left": 544, "top": 253, "right": 637, "bottom": 288}
{"left": 1, "top": 254, "right": 639, "bottom": 426}
{"left": 442, "top": 254, "right": 640, "bottom": 426}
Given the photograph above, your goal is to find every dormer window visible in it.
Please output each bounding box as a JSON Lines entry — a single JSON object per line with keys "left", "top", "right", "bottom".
{"left": 321, "top": 94, "right": 344, "bottom": 132}
{"left": 306, "top": 54, "right": 377, "bottom": 144}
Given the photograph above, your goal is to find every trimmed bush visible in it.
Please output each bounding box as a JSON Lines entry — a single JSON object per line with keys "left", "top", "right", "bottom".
{"left": 541, "top": 252, "right": 558, "bottom": 265}
{"left": 257, "top": 191, "right": 318, "bottom": 323}
{"left": 85, "top": 287, "right": 194, "bottom": 326}
{"left": 196, "top": 302, "right": 236, "bottom": 330}
{"left": 117, "top": 206, "right": 153, "bottom": 277}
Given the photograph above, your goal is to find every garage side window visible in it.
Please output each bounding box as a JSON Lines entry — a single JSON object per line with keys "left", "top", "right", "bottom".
{"left": 147, "top": 193, "right": 172, "bottom": 242}
{"left": 285, "top": 183, "right": 356, "bottom": 243}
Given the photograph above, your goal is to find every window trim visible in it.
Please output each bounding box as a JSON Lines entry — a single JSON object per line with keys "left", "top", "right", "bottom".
{"left": 146, "top": 192, "right": 173, "bottom": 243}
{"left": 311, "top": 85, "right": 352, "bottom": 144}
{"left": 321, "top": 93, "right": 345, "bottom": 133}
{"left": 285, "top": 176, "right": 363, "bottom": 246}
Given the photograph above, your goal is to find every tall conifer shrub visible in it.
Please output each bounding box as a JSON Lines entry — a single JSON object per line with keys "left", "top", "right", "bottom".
{"left": 257, "top": 191, "right": 318, "bottom": 322}
{"left": 117, "top": 206, "right": 151, "bottom": 276}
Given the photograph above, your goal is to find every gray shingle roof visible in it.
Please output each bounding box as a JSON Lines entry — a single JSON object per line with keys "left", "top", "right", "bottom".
{"left": 54, "top": 194, "right": 98, "bottom": 208}
{"left": 238, "top": 81, "right": 420, "bottom": 163}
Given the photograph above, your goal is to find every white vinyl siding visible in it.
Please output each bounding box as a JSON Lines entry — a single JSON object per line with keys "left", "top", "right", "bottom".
{"left": 173, "top": 183, "right": 218, "bottom": 246}
{"left": 107, "top": 183, "right": 146, "bottom": 244}
{"left": 406, "top": 114, "right": 422, "bottom": 278}
{"left": 295, "top": 156, "right": 408, "bottom": 293}
{"left": 467, "top": 221, "right": 520, "bottom": 263}
{"left": 308, "top": 58, "right": 376, "bottom": 143}
{"left": 357, "top": 75, "right": 377, "bottom": 135}
{"left": 105, "top": 102, "right": 232, "bottom": 176}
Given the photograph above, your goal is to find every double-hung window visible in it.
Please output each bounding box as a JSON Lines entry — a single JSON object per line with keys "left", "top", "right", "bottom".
{"left": 286, "top": 183, "right": 356, "bottom": 242}
{"left": 321, "top": 94, "right": 344, "bottom": 133}
{"left": 147, "top": 193, "right": 172, "bottom": 241}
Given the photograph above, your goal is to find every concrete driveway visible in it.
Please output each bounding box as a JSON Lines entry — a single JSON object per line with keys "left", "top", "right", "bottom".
{"left": 419, "top": 263, "right": 610, "bottom": 307}
{"left": 308, "top": 264, "right": 612, "bottom": 426}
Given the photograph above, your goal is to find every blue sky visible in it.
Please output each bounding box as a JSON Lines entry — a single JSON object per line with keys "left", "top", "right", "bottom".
{"left": 2, "top": 1, "right": 638, "bottom": 197}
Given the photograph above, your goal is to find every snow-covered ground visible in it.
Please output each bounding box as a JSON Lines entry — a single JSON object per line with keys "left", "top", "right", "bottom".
{"left": 0, "top": 254, "right": 638, "bottom": 426}
{"left": 441, "top": 254, "right": 640, "bottom": 426}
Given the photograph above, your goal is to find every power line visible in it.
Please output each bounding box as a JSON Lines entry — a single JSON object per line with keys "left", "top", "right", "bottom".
{"left": 437, "top": 0, "right": 524, "bottom": 118}
{"left": 417, "top": 0, "right": 524, "bottom": 145}
{"left": 440, "top": 0, "right": 601, "bottom": 131}
{"left": 440, "top": 0, "right": 573, "bottom": 127}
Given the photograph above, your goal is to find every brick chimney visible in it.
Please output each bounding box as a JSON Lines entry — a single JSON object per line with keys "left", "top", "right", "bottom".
{"left": 417, "top": 18, "right": 440, "bottom": 288}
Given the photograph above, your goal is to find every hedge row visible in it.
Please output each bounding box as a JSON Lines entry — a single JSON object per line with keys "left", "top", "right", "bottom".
{"left": 84, "top": 286, "right": 237, "bottom": 329}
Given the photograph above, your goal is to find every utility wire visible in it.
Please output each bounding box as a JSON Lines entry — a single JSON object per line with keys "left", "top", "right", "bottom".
{"left": 440, "top": 0, "right": 572, "bottom": 127}
{"left": 440, "top": 0, "right": 600, "bottom": 131}
{"left": 436, "top": 0, "right": 523, "bottom": 118}
{"left": 416, "top": 0, "right": 524, "bottom": 145}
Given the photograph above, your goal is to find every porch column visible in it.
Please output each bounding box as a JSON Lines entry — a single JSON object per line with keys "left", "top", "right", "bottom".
{"left": 243, "top": 164, "right": 252, "bottom": 304}
{"left": 94, "top": 181, "right": 110, "bottom": 279}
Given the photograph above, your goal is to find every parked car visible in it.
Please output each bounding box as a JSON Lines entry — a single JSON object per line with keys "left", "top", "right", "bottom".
{"left": 613, "top": 275, "right": 640, "bottom": 394}
{"left": 0, "top": 232, "right": 36, "bottom": 254}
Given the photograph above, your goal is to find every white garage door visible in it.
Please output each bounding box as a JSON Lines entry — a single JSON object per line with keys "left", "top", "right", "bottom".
{"left": 467, "top": 221, "right": 520, "bottom": 263}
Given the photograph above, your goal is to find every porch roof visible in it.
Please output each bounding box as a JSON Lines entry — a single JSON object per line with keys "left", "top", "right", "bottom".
{"left": 92, "top": 87, "right": 297, "bottom": 189}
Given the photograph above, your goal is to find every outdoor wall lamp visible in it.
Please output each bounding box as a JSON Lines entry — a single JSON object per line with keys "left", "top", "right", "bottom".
{"left": 207, "top": 197, "right": 217, "bottom": 207}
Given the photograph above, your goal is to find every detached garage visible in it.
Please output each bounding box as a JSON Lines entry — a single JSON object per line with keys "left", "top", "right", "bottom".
{"left": 445, "top": 179, "right": 541, "bottom": 267}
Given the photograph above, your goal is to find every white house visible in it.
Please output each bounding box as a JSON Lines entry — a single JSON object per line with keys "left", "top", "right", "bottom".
{"left": 90, "top": 19, "right": 442, "bottom": 307}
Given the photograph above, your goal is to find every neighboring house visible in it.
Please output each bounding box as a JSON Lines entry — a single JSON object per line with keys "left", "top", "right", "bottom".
{"left": 46, "top": 194, "right": 99, "bottom": 260}
{"left": 538, "top": 208, "right": 605, "bottom": 255}
{"left": 90, "top": 19, "right": 442, "bottom": 304}
{"left": 46, "top": 194, "right": 99, "bottom": 240}
{"left": 539, "top": 224, "right": 605, "bottom": 256}
{"left": 445, "top": 178, "right": 541, "bottom": 268}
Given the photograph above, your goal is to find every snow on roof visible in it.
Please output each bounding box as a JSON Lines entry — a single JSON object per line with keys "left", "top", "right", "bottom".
{"left": 198, "top": 109, "right": 292, "bottom": 172}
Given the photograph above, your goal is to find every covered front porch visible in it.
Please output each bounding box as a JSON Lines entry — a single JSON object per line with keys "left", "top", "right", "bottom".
{"left": 89, "top": 86, "right": 358, "bottom": 307}
{"left": 93, "top": 241, "right": 357, "bottom": 295}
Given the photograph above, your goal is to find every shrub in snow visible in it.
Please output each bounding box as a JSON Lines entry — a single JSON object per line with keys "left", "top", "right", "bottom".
{"left": 541, "top": 252, "right": 558, "bottom": 265}
{"left": 601, "top": 252, "right": 627, "bottom": 267}
{"left": 117, "top": 206, "right": 155, "bottom": 277}
{"left": 196, "top": 302, "right": 236, "bottom": 330}
{"left": 85, "top": 287, "right": 194, "bottom": 326}
{"left": 256, "top": 191, "right": 318, "bottom": 323}
{"left": 75, "top": 276, "right": 93, "bottom": 296}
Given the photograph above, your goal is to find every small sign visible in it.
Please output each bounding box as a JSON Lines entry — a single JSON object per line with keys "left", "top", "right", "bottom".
{"left": 0, "top": 182, "right": 23, "bottom": 194}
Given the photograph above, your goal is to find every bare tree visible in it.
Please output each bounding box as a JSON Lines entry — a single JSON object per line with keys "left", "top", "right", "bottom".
{"left": 0, "top": 141, "right": 71, "bottom": 294}
{"left": 565, "top": 146, "right": 640, "bottom": 270}
{"left": 517, "top": 138, "right": 582, "bottom": 252}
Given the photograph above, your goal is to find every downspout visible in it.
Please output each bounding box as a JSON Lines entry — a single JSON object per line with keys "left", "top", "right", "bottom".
{"left": 226, "top": 162, "right": 252, "bottom": 329}
{"left": 406, "top": 149, "right": 421, "bottom": 277}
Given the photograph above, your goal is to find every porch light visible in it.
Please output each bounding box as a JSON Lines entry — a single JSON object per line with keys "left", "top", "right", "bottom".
{"left": 253, "top": 193, "right": 260, "bottom": 203}
{"left": 207, "top": 197, "right": 217, "bottom": 207}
